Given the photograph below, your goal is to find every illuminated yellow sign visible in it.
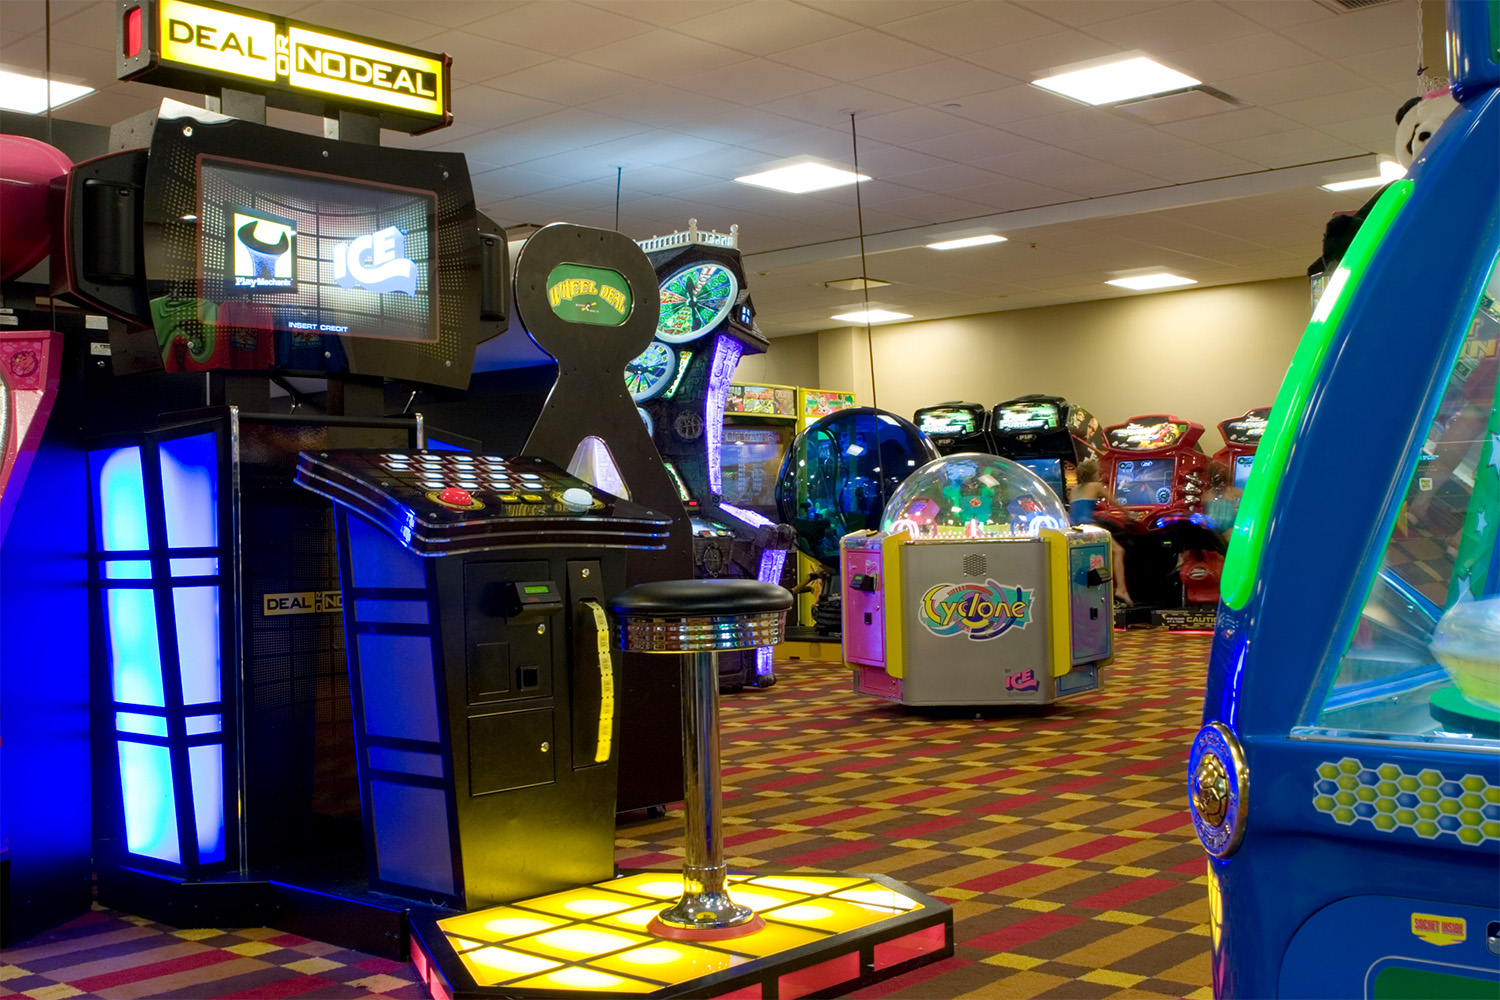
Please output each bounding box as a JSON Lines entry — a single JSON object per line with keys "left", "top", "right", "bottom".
{"left": 127, "top": 0, "right": 449, "bottom": 131}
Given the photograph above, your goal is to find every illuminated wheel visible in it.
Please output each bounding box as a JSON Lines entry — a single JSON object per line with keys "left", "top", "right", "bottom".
{"left": 657, "top": 261, "right": 737, "bottom": 343}
{"left": 625, "top": 341, "right": 678, "bottom": 401}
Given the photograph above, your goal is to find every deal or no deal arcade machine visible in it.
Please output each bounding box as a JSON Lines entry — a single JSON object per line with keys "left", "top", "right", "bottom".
{"left": 1191, "top": 3, "right": 1500, "bottom": 995}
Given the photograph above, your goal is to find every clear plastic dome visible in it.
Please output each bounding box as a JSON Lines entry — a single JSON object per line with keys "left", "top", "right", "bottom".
{"left": 881, "top": 453, "right": 1069, "bottom": 539}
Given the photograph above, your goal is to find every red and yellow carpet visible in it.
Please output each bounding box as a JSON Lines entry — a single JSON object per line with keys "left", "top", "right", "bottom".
{"left": 2, "top": 631, "right": 1212, "bottom": 999}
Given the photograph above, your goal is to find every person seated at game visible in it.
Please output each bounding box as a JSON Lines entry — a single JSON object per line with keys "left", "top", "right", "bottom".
{"left": 1070, "top": 459, "right": 1132, "bottom": 606}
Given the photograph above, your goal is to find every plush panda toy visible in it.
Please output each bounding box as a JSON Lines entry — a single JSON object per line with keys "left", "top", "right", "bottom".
{"left": 1311, "top": 89, "right": 1459, "bottom": 279}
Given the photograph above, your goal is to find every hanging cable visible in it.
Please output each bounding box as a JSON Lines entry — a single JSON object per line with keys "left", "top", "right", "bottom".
{"left": 849, "top": 112, "right": 878, "bottom": 409}
{"left": 615, "top": 166, "right": 623, "bottom": 231}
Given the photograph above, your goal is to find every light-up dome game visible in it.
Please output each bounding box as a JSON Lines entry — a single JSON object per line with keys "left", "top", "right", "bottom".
{"left": 776, "top": 407, "right": 938, "bottom": 568}
{"left": 882, "top": 454, "right": 1069, "bottom": 540}
{"left": 1191, "top": 5, "right": 1500, "bottom": 997}
{"left": 842, "top": 452, "right": 1115, "bottom": 708}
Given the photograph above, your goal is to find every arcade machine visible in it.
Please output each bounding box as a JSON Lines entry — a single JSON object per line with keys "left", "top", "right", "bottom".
{"left": 777, "top": 408, "right": 939, "bottom": 638}
{"left": 990, "top": 393, "right": 1107, "bottom": 503}
{"left": 1189, "top": 3, "right": 1499, "bottom": 995}
{"left": 841, "top": 455, "right": 1114, "bottom": 706}
{"left": 723, "top": 381, "right": 799, "bottom": 585}
{"left": 790, "top": 388, "right": 857, "bottom": 631}
{"left": 625, "top": 221, "right": 796, "bottom": 689}
{"left": 1203, "top": 407, "right": 1270, "bottom": 543}
{"left": 1098, "top": 414, "right": 1223, "bottom": 627}
{"left": 913, "top": 401, "right": 993, "bottom": 455}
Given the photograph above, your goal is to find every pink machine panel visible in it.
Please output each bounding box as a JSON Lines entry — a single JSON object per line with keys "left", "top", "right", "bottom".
{"left": 843, "top": 543, "right": 885, "bottom": 668}
{"left": 0, "top": 331, "right": 63, "bottom": 543}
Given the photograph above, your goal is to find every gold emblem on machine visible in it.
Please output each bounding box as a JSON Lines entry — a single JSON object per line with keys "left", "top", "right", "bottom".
{"left": 1193, "top": 751, "right": 1230, "bottom": 827}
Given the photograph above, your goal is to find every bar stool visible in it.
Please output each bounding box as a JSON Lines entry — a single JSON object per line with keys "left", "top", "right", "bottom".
{"left": 609, "top": 579, "right": 793, "bottom": 940}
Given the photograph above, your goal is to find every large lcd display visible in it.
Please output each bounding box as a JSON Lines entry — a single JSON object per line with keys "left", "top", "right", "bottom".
{"left": 994, "top": 402, "right": 1059, "bottom": 432}
{"left": 198, "top": 157, "right": 438, "bottom": 344}
{"left": 1233, "top": 454, "right": 1255, "bottom": 489}
{"left": 917, "top": 408, "right": 977, "bottom": 436}
{"left": 1016, "top": 457, "right": 1065, "bottom": 499}
{"left": 1115, "top": 458, "right": 1175, "bottom": 506}
{"left": 721, "top": 426, "right": 791, "bottom": 512}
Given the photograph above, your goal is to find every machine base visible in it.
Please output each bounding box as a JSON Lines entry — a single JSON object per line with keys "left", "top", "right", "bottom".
{"left": 95, "top": 861, "right": 415, "bottom": 959}
{"left": 409, "top": 869, "right": 953, "bottom": 999}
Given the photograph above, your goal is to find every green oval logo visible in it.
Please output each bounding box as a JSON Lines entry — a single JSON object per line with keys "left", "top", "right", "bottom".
{"left": 545, "top": 264, "right": 632, "bottom": 326}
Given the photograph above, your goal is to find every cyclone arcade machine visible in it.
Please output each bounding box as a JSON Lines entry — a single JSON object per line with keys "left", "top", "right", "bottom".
{"left": 624, "top": 221, "right": 796, "bottom": 690}
{"left": 989, "top": 394, "right": 1106, "bottom": 504}
{"left": 1188, "top": 3, "right": 1500, "bottom": 996}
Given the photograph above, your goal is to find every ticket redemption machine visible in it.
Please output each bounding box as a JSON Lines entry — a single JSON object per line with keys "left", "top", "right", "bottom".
{"left": 789, "top": 388, "right": 857, "bottom": 634}
{"left": 1190, "top": 3, "right": 1499, "bottom": 995}
{"left": 990, "top": 394, "right": 1107, "bottom": 504}
{"left": 913, "top": 401, "right": 993, "bottom": 456}
{"left": 1098, "top": 414, "right": 1222, "bottom": 623}
{"left": 625, "top": 222, "right": 796, "bottom": 688}
{"left": 841, "top": 455, "right": 1114, "bottom": 706}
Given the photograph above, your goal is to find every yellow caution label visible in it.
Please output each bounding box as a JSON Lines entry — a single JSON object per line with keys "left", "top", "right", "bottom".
{"left": 1410, "top": 912, "right": 1465, "bottom": 946}
{"left": 582, "top": 600, "right": 614, "bottom": 763}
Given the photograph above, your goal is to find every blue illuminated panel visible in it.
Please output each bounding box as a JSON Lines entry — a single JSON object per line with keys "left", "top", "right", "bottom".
{"left": 91, "top": 428, "right": 231, "bottom": 875}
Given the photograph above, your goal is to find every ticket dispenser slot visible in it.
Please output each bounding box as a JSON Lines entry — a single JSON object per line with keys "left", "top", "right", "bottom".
{"left": 566, "top": 560, "right": 613, "bottom": 770}
{"left": 464, "top": 564, "right": 556, "bottom": 706}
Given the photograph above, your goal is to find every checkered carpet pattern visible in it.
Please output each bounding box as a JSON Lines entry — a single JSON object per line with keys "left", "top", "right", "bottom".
{"left": 2, "top": 631, "right": 1211, "bottom": 999}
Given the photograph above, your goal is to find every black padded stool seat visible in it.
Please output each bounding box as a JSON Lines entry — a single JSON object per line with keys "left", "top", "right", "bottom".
{"left": 611, "top": 580, "right": 792, "bottom": 655}
{"left": 609, "top": 579, "right": 793, "bottom": 616}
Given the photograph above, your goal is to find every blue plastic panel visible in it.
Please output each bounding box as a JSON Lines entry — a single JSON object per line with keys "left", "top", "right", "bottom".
{"left": 371, "top": 780, "right": 454, "bottom": 895}
{"left": 117, "top": 741, "right": 180, "bottom": 863}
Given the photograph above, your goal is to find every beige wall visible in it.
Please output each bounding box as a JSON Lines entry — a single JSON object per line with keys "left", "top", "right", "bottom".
{"left": 750, "top": 276, "right": 1312, "bottom": 453}
{"left": 732, "top": 331, "right": 819, "bottom": 388}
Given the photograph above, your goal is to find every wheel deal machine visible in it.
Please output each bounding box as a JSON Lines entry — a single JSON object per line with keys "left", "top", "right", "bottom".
{"left": 1190, "top": 3, "right": 1500, "bottom": 995}
{"left": 841, "top": 454, "right": 1115, "bottom": 706}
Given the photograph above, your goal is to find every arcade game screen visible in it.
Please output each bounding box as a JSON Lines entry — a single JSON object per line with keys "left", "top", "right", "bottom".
{"left": 917, "top": 408, "right": 977, "bottom": 436}
{"left": 1115, "top": 458, "right": 1175, "bottom": 506}
{"left": 994, "top": 402, "right": 1060, "bottom": 431}
{"left": 722, "top": 426, "right": 791, "bottom": 513}
{"left": 1233, "top": 454, "right": 1255, "bottom": 489}
{"left": 1016, "top": 457, "right": 1065, "bottom": 500}
{"left": 196, "top": 157, "right": 438, "bottom": 343}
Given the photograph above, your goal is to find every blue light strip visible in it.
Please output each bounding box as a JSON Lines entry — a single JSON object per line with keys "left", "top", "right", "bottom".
{"left": 705, "top": 335, "right": 744, "bottom": 496}
{"left": 118, "top": 741, "right": 181, "bottom": 863}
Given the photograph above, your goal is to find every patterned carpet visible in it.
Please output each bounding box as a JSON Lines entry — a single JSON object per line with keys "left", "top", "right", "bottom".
{"left": 2, "top": 630, "right": 1212, "bottom": 999}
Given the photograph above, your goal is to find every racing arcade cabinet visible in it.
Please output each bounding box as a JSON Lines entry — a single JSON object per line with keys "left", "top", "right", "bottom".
{"left": 913, "top": 401, "right": 993, "bottom": 456}
{"left": 990, "top": 394, "right": 1107, "bottom": 504}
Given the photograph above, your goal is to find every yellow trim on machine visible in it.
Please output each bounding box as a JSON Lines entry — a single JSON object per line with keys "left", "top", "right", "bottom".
{"left": 1040, "top": 528, "right": 1072, "bottom": 679}
{"left": 883, "top": 529, "right": 909, "bottom": 679}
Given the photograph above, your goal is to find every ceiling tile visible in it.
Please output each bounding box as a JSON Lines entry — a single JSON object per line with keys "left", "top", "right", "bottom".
{"left": 964, "top": 29, "right": 1122, "bottom": 80}
{"left": 450, "top": 85, "right": 566, "bottom": 130}
{"left": 485, "top": 60, "right": 655, "bottom": 109}
{"left": 1289, "top": 2, "right": 1418, "bottom": 60}
{"left": 770, "top": 29, "right": 945, "bottom": 80}
{"left": 1157, "top": 106, "right": 1299, "bottom": 144}
{"left": 798, "top": 1, "right": 969, "bottom": 27}
{"left": 876, "top": 162, "right": 1004, "bottom": 192}
{"left": 1336, "top": 44, "right": 1419, "bottom": 89}
{"left": 1015, "top": 1, "right": 1180, "bottom": 28}
{"left": 859, "top": 60, "right": 1021, "bottom": 106}
{"left": 464, "top": 1, "right": 658, "bottom": 56}
{"left": 1164, "top": 31, "right": 1325, "bottom": 83}
{"left": 851, "top": 106, "right": 983, "bottom": 145}
{"left": 1002, "top": 106, "right": 1140, "bottom": 144}
{"left": 673, "top": 58, "right": 835, "bottom": 105}
{"left": 1236, "top": 0, "right": 1338, "bottom": 30}
{"left": 756, "top": 83, "right": 912, "bottom": 126}
{"left": 946, "top": 176, "right": 1075, "bottom": 212}
{"left": 905, "top": 127, "right": 1041, "bottom": 161}
{"left": 1220, "top": 60, "right": 1382, "bottom": 107}
{"left": 1057, "top": 126, "right": 1197, "bottom": 161}
{"left": 943, "top": 82, "right": 1078, "bottom": 126}
{"left": 583, "top": 29, "right": 755, "bottom": 82}
{"left": 580, "top": 1, "right": 752, "bottom": 28}
{"left": 673, "top": 2, "right": 859, "bottom": 54}
{"left": 436, "top": 33, "right": 555, "bottom": 85}
{"left": 297, "top": 1, "right": 444, "bottom": 42}
{"left": 1087, "top": 1, "right": 1262, "bottom": 54}
{"left": 1212, "top": 129, "right": 1364, "bottom": 169}
{"left": 1113, "top": 146, "right": 1259, "bottom": 183}
{"left": 1270, "top": 86, "right": 1409, "bottom": 129}
{"left": 881, "top": 2, "right": 1059, "bottom": 55}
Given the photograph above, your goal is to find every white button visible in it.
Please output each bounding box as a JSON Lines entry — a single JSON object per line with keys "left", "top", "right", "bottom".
{"left": 561, "top": 487, "right": 593, "bottom": 510}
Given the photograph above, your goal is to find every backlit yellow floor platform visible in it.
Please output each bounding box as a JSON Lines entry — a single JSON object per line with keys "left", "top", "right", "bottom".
{"left": 408, "top": 870, "right": 952, "bottom": 999}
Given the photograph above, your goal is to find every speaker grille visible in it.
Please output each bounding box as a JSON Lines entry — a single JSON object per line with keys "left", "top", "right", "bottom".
{"left": 963, "top": 554, "right": 987, "bottom": 578}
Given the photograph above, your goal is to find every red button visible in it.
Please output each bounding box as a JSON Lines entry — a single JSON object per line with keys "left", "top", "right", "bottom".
{"left": 437, "top": 487, "right": 474, "bottom": 507}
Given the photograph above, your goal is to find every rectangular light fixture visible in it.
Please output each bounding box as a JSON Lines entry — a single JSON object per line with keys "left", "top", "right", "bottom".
{"left": 1033, "top": 55, "right": 1199, "bottom": 106}
{"left": 1106, "top": 273, "right": 1197, "bottom": 290}
{"left": 735, "top": 162, "right": 869, "bottom": 194}
{"left": 832, "top": 309, "right": 911, "bottom": 323}
{"left": 0, "top": 70, "right": 94, "bottom": 114}
{"left": 1320, "top": 159, "right": 1407, "bottom": 192}
{"left": 926, "top": 234, "right": 1007, "bottom": 250}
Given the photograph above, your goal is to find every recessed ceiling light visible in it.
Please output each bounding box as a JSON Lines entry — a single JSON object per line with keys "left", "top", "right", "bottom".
{"left": 824, "top": 277, "right": 891, "bottom": 291}
{"left": 0, "top": 70, "right": 94, "bottom": 114}
{"left": 927, "top": 234, "right": 1007, "bottom": 250}
{"left": 832, "top": 309, "right": 911, "bottom": 323}
{"left": 1033, "top": 55, "right": 1199, "bottom": 106}
{"left": 1106, "top": 273, "right": 1197, "bottom": 291}
{"left": 1320, "top": 159, "right": 1407, "bottom": 192}
{"left": 734, "top": 162, "right": 869, "bottom": 194}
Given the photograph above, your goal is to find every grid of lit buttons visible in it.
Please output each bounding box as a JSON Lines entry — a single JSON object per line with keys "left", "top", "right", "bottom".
{"left": 376, "top": 452, "right": 596, "bottom": 507}
{"left": 436, "top": 872, "right": 923, "bottom": 992}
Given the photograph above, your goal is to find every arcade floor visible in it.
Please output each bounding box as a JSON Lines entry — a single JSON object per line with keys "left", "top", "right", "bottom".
{"left": 0, "top": 631, "right": 1212, "bottom": 999}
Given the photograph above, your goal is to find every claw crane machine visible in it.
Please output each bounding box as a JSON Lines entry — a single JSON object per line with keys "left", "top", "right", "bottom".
{"left": 1187, "top": 3, "right": 1500, "bottom": 995}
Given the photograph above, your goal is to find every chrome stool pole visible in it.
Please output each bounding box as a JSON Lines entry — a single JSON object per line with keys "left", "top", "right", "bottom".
{"left": 610, "top": 580, "right": 791, "bottom": 941}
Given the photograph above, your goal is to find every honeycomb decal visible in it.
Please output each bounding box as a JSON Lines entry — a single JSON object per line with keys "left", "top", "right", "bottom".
{"left": 1312, "top": 758, "right": 1500, "bottom": 845}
